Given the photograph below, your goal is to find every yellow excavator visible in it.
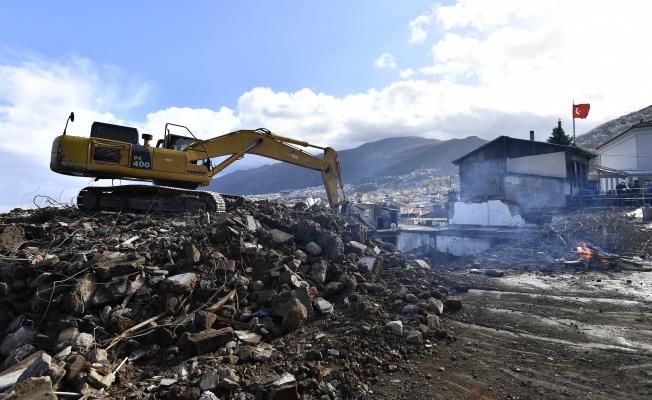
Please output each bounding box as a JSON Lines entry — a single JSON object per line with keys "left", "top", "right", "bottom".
{"left": 50, "top": 112, "right": 346, "bottom": 213}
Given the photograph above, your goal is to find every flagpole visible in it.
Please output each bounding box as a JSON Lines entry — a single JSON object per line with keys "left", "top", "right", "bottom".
{"left": 572, "top": 100, "right": 576, "bottom": 144}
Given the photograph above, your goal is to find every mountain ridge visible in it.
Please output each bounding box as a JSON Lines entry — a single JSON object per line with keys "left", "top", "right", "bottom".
{"left": 208, "top": 135, "right": 487, "bottom": 194}
{"left": 575, "top": 104, "right": 652, "bottom": 150}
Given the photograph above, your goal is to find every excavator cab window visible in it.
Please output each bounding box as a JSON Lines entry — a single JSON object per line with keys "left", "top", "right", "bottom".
{"left": 195, "top": 159, "right": 211, "bottom": 168}
{"left": 166, "top": 134, "right": 196, "bottom": 151}
{"left": 90, "top": 122, "right": 139, "bottom": 144}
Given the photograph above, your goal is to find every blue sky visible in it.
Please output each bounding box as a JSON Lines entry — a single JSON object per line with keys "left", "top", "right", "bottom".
{"left": 2, "top": 0, "right": 652, "bottom": 211}
{"left": 2, "top": 1, "right": 428, "bottom": 114}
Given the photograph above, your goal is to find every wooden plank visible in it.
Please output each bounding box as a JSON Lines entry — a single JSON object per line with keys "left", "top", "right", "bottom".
{"left": 214, "top": 316, "right": 253, "bottom": 329}
{"left": 105, "top": 312, "right": 167, "bottom": 350}
{"left": 207, "top": 288, "right": 236, "bottom": 311}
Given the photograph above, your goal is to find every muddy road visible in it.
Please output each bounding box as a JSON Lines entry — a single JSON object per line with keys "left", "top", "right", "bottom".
{"left": 368, "top": 268, "right": 652, "bottom": 399}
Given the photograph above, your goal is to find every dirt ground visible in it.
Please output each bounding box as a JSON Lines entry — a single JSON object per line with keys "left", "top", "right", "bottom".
{"left": 366, "top": 267, "right": 652, "bottom": 400}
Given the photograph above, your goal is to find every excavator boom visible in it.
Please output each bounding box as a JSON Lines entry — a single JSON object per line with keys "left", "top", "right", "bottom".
{"left": 184, "top": 128, "right": 345, "bottom": 209}
{"left": 50, "top": 115, "right": 346, "bottom": 213}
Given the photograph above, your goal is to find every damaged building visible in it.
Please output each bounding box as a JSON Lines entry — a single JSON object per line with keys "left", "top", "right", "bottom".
{"left": 394, "top": 134, "right": 596, "bottom": 255}
{"left": 450, "top": 133, "right": 596, "bottom": 225}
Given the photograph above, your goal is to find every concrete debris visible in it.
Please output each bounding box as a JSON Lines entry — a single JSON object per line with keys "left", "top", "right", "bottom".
{"left": 428, "top": 297, "right": 444, "bottom": 316}
{"left": 16, "top": 353, "right": 51, "bottom": 382}
{"left": 12, "top": 376, "right": 56, "bottom": 400}
{"left": 313, "top": 297, "right": 333, "bottom": 314}
{"left": 0, "top": 327, "right": 32, "bottom": 357}
{"left": 0, "top": 199, "right": 462, "bottom": 399}
{"left": 270, "top": 372, "right": 298, "bottom": 399}
{"left": 385, "top": 320, "right": 403, "bottom": 335}
{"left": 282, "top": 298, "right": 308, "bottom": 333}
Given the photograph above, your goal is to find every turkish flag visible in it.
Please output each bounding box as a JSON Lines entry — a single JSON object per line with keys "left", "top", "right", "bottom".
{"left": 573, "top": 103, "right": 590, "bottom": 119}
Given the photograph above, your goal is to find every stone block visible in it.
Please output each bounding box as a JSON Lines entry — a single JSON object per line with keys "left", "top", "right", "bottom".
{"left": 187, "top": 327, "right": 234, "bottom": 356}
{"left": 1, "top": 327, "right": 32, "bottom": 357}
{"left": 270, "top": 229, "right": 294, "bottom": 245}
{"left": 165, "top": 273, "right": 197, "bottom": 293}
{"left": 12, "top": 376, "right": 56, "bottom": 400}
{"left": 445, "top": 296, "right": 463, "bottom": 310}
{"left": 313, "top": 297, "right": 333, "bottom": 314}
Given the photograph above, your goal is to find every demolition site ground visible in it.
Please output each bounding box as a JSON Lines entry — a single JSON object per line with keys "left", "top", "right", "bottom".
{"left": 0, "top": 203, "right": 650, "bottom": 399}
{"left": 367, "top": 268, "right": 652, "bottom": 400}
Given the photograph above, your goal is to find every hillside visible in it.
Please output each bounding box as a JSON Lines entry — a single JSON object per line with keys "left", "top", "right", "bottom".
{"left": 208, "top": 136, "right": 487, "bottom": 195}
{"left": 575, "top": 104, "right": 652, "bottom": 149}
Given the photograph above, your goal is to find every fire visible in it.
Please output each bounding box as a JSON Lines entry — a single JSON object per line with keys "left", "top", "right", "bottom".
{"left": 575, "top": 242, "right": 610, "bottom": 264}
{"left": 576, "top": 242, "right": 593, "bottom": 262}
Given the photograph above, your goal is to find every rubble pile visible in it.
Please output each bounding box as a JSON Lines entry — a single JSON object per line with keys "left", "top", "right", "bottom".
{"left": 0, "top": 200, "right": 459, "bottom": 399}
{"left": 543, "top": 208, "right": 652, "bottom": 257}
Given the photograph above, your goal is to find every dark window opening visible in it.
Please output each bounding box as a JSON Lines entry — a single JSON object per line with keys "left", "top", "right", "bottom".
{"left": 90, "top": 122, "right": 139, "bottom": 145}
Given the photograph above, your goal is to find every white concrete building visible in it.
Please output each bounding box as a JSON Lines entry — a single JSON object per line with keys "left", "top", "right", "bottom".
{"left": 594, "top": 120, "right": 652, "bottom": 192}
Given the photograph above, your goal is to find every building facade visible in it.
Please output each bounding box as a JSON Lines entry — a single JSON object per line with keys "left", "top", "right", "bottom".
{"left": 451, "top": 135, "right": 595, "bottom": 223}
{"left": 595, "top": 121, "right": 652, "bottom": 192}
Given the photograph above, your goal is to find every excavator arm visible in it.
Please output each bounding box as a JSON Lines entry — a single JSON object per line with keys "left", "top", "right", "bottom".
{"left": 184, "top": 128, "right": 346, "bottom": 210}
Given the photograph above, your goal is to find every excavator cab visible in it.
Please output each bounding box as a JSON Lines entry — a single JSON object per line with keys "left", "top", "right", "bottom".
{"left": 155, "top": 133, "right": 211, "bottom": 168}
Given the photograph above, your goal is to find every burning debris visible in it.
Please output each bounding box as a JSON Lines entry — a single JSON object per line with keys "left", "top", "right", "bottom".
{"left": 550, "top": 209, "right": 652, "bottom": 271}
{"left": 410, "top": 208, "right": 652, "bottom": 275}
{"left": 544, "top": 209, "right": 652, "bottom": 256}
{"left": 568, "top": 242, "right": 613, "bottom": 268}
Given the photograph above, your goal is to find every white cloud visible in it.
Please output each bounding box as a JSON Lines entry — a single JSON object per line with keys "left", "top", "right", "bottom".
{"left": 234, "top": 81, "right": 540, "bottom": 150}
{"left": 413, "top": 0, "right": 652, "bottom": 119}
{"left": 435, "top": 0, "right": 548, "bottom": 31}
{"left": 399, "top": 68, "right": 415, "bottom": 79}
{"left": 140, "top": 107, "right": 240, "bottom": 141}
{"left": 408, "top": 14, "right": 433, "bottom": 44}
{"left": 374, "top": 53, "right": 397, "bottom": 69}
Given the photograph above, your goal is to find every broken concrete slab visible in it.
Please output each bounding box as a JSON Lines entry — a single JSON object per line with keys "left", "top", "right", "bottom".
{"left": 1, "top": 327, "right": 32, "bottom": 357}
{"left": 235, "top": 331, "right": 261, "bottom": 345}
{"left": 87, "top": 368, "right": 116, "bottom": 390}
{"left": 269, "top": 229, "right": 294, "bottom": 245}
{"left": 269, "top": 372, "right": 298, "bottom": 399}
{"left": 164, "top": 272, "right": 198, "bottom": 293}
{"left": 16, "top": 353, "right": 51, "bottom": 382}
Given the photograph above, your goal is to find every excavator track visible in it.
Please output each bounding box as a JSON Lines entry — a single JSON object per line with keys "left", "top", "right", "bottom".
{"left": 77, "top": 185, "right": 227, "bottom": 214}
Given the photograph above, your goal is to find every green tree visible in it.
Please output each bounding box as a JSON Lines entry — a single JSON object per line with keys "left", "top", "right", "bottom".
{"left": 546, "top": 119, "right": 573, "bottom": 145}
